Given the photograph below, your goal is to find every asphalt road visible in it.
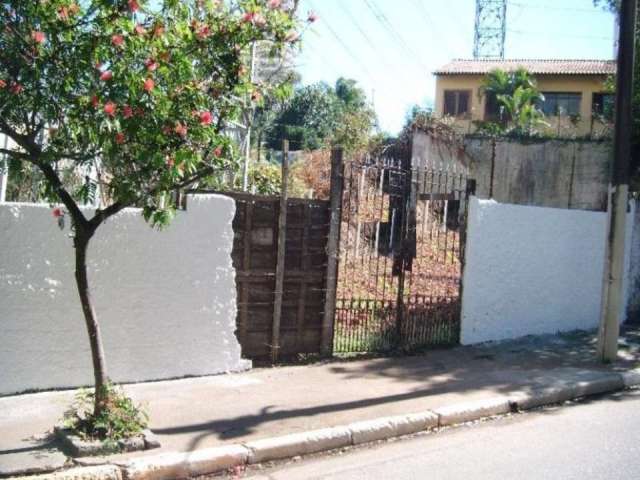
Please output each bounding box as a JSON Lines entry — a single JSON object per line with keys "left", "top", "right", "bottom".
{"left": 240, "top": 389, "right": 640, "bottom": 480}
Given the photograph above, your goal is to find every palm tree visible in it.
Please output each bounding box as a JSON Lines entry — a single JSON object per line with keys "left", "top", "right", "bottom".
{"left": 497, "top": 86, "right": 547, "bottom": 136}
{"left": 480, "top": 68, "right": 546, "bottom": 135}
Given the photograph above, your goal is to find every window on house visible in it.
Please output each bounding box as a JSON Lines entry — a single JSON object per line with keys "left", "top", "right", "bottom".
{"left": 443, "top": 90, "right": 470, "bottom": 117}
{"left": 592, "top": 93, "right": 615, "bottom": 120}
{"left": 538, "top": 92, "right": 582, "bottom": 116}
{"left": 484, "top": 92, "right": 502, "bottom": 121}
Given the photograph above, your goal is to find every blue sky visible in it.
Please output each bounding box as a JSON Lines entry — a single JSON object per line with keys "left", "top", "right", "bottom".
{"left": 295, "top": 0, "right": 616, "bottom": 133}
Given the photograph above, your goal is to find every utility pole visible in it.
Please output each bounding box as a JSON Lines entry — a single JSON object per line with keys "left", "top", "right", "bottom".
{"left": 597, "top": 0, "right": 637, "bottom": 363}
{"left": 242, "top": 42, "right": 257, "bottom": 192}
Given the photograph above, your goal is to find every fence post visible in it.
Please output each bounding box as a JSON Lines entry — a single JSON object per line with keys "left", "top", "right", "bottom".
{"left": 321, "top": 148, "right": 344, "bottom": 357}
{"left": 455, "top": 177, "right": 477, "bottom": 344}
{"left": 271, "top": 140, "right": 289, "bottom": 363}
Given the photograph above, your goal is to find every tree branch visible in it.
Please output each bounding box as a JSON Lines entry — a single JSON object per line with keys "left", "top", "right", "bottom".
{"left": 0, "top": 148, "right": 30, "bottom": 161}
{"left": 37, "top": 161, "right": 89, "bottom": 230}
{"left": 0, "top": 118, "right": 40, "bottom": 154}
{"left": 88, "top": 201, "right": 126, "bottom": 231}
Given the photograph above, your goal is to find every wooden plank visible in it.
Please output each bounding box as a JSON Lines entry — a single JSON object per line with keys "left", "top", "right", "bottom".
{"left": 418, "top": 192, "right": 457, "bottom": 201}
{"left": 296, "top": 203, "right": 311, "bottom": 347}
{"left": 271, "top": 140, "right": 289, "bottom": 363}
{"left": 321, "top": 148, "right": 344, "bottom": 356}
{"left": 236, "top": 270, "right": 325, "bottom": 281}
{"left": 239, "top": 201, "right": 253, "bottom": 348}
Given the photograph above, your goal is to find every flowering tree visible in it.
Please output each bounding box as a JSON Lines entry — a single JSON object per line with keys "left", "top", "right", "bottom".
{"left": 0, "top": 0, "right": 301, "bottom": 419}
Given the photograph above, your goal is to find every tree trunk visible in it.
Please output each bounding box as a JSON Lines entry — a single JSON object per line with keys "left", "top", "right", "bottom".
{"left": 74, "top": 231, "right": 109, "bottom": 417}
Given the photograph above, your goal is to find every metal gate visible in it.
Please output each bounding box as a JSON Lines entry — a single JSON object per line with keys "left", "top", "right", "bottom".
{"left": 334, "top": 157, "right": 475, "bottom": 353}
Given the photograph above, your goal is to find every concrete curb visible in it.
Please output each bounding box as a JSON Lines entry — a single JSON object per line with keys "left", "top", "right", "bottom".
{"left": 434, "top": 396, "right": 512, "bottom": 426}
{"left": 244, "top": 427, "right": 351, "bottom": 464}
{"left": 122, "top": 445, "right": 249, "bottom": 480}
{"left": 348, "top": 412, "right": 438, "bottom": 445}
{"left": 621, "top": 368, "right": 640, "bottom": 388}
{"left": 11, "top": 465, "right": 123, "bottom": 480}
{"left": 14, "top": 371, "right": 636, "bottom": 480}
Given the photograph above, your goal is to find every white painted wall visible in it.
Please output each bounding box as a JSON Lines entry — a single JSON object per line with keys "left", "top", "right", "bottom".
{"left": 626, "top": 199, "right": 640, "bottom": 322}
{"left": 461, "top": 197, "right": 635, "bottom": 345}
{"left": 0, "top": 195, "right": 249, "bottom": 396}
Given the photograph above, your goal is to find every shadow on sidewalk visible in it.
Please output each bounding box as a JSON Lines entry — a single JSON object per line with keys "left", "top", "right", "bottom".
{"left": 152, "top": 327, "right": 640, "bottom": 453}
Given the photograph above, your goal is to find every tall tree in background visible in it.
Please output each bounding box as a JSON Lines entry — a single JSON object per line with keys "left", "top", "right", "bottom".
{"left": 266, "top": 77, "right": 375, "bottom": 152}
{"left": 266, "top": 82, "right": 341, "bottom": 150}
{"left": 0, "top": 0, "right": 298, "bottom": 420}
{"left": 333, "top": 77, "right": 376, "bottom": 152}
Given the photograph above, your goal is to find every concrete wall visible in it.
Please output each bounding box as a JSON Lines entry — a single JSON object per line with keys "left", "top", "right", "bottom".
{"left": 434, "top": 73, "right": 612, "bottom": 137}
{"left": 461, "top": 197, "right": 636, "bottom": 345}
{"left": 627, "top": 199, "right": 640, "bottom": 323}
{"left": 412, "top": 132, "right": 611, "bottom": 211}
{"left": 0, "top": 195, "right": 249, "bottom": 396}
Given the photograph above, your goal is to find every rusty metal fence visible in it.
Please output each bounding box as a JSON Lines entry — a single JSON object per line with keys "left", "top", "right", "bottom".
{"left": 334, "top": 158, "right": 475, "bottom": 353}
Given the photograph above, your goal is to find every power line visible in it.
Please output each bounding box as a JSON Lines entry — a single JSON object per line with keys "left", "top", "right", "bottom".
{"left": 508, "top": 28, "right": 612, "bottom": 41}
{"left": 509, "top": 1, "right": 611, "bottom": 14}
{"left": 335, "top": 1, "right": 396, "bottom": 72}
{"left": 362, "top": 0, "right": 429, "bottom": 71}
{"left": 307, "top": 0, "right": 377, "bottom": 83}
{"left": 410, "top": 0, "right": 454, "bottom": 58}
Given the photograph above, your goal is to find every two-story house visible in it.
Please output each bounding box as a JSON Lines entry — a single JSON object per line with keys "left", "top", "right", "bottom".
{"left": 433, "top": 59, "right": 616, "bottom": 136}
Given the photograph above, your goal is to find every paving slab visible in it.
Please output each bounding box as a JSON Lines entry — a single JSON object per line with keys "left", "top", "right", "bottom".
{"left": 1, "top": 326, "right": 639, "bottom": 475}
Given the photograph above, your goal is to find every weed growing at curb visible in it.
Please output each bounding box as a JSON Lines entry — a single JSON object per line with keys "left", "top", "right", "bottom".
{"left": 62, "top": 383, "right": 148, "bottom": 446}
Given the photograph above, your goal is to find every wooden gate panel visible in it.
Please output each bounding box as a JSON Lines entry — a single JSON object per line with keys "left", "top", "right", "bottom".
{"left": 222, "top": 192, "right": 330, "bottom": 360}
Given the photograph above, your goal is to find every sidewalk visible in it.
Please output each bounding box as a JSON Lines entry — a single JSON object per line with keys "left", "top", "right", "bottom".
{"left": 2, "top": 326, "right": 640, "bottom": 476}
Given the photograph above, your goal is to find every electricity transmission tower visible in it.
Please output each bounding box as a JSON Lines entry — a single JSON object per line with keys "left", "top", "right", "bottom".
{"left": 473, "top": 0, "right": 507, "bottom": 59}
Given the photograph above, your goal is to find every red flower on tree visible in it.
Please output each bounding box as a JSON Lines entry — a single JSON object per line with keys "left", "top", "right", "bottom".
{"left": 111, "top": 34, "right": 124, "bottom": 47}
{"left": 122, "top": 105, "right": 134, "bottom": 119}
{"left": 103, "top": 101, "right": 117, "bottom": 117}
{"left": 144, "top": 59, "right": 158, "bottom": 71}
{"left": 128, "top": 0, "right": 139, "bottom": 12}
{"left": 10, "top": 83, "right": 23, "bottom": 94}
{"left": 268, "top": 0, "right": 282, "bottom": 9}
{"left": 143, "top": 78, "right": 155, "bottom": 92}
{"left": 196, "top": 25, "right": 211, "bottom": 40}
{"left": 99, "top": 70, "right": 113, "bottom": 81}
{"left": 135, "top": 24, "right": 146, "bottom": 35}
{"left": 198, "top": 111, "right": 213, "bottom": 125}
{"left": 115, "top": 132, "right": 126, "bottom": 144}
{"left": 214, "top": 146, "right": 223, "bottom": 157}
{"left": 32, "top": 31, "right": 46, "bottom": 44}
{"left": 174, "top": 123, "right": 188, "bottom": 138}
{"left": 0, "top": 79, "right": 5, "bottom": 89}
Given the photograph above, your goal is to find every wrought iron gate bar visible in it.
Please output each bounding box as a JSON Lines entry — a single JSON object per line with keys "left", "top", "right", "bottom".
{"left": 334, "top": 157, "right": 474, "bottom": 354}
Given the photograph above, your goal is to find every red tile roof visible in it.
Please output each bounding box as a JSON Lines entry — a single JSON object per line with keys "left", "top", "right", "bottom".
{"left": 433, "top": 59, "right": 616, "bottom": 76}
